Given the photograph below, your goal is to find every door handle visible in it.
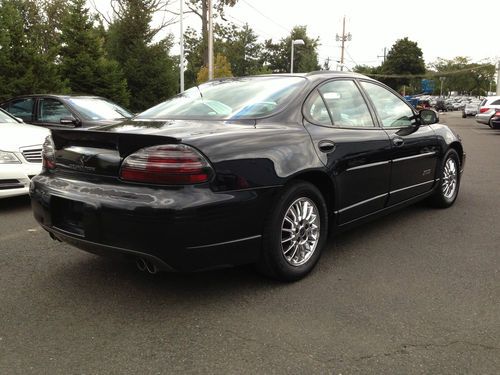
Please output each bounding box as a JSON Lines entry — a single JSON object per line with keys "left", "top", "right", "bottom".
{"left": 393, "top": 137, "right": 404, "bottom": 147}
{"left": 318, "top": 140, "right": 336, "bottom": 153}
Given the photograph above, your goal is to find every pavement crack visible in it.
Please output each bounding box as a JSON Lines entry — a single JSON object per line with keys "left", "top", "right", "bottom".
{"left": 403, "top": 341, "right": 500, "bottom": 351}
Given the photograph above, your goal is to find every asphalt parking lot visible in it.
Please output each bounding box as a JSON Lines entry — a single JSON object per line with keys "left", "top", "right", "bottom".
{"left": 1, "top": 111, "right": 499, "bottom": 374}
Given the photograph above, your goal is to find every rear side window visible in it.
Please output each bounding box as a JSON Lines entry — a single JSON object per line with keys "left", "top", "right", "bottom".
{"left": 361, "top": 81, "right": 417, "bottom": 128}
{"left": 7, "top": 98, "right": 34, "bottom": 121}
{"left": 491, "top": 99, "right": 500, "bottom": 106}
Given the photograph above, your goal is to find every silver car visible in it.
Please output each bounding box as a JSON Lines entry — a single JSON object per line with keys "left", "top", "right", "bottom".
{"left": 462, "top": 102, "right": 478, "bottom": 117}
{"left": 475, "top": 96, "right": 500, "bottom": 127}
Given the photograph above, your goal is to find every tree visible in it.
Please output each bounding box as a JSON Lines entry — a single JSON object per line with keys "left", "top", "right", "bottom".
{"left": 186, "top": 0, "right": 238, "bottom": 66}
{"left": 105, "top": 0, "right": 179, "bottom": 111}
{"left": 60, "top": 0, "right": 129, "bottom": 106}
{"left": 215, "top": 23, "right": 268, "bottom": 77}
{"left": 429, "top": 57, "right": 496, "bottom": 96}
{"left": 196, "top": 53, "right": 233, "bottom": 83}
{"left": 0, "top": 0, "right": 68, "bottom": 100}
{"left": 380, "top": 37, "right": 426, "bottom": 91}
{"left": 261, "top": 26, "right": 320, "bottom": 73}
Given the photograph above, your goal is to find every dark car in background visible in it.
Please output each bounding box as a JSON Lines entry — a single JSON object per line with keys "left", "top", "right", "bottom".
{"left": 30, "top": 72, "right": 466, "bottom": 281}
{"left": 0, "top": 95, "right": 133, "bottom": 129}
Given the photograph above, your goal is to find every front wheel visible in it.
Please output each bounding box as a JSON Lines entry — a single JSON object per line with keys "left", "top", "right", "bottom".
{"left": 257, "top": 181, "right": 328, "bottom": 281}
{"left": 429, "top": 149, "right": 461, "bottom": 208}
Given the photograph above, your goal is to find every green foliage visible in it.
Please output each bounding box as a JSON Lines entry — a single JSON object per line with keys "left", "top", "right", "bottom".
{"left": 105, "top": 0, "right": 179, "bottom": 112}
{"left": 0, "top": 0, "right": 69, "bottom": 101}
{"left": 60, "top": 0, "right": 129, "bottom": 107}
{"left": 380, "top": 37, "right": 426, "bottom": 91}
{"left": 429, "top": 57, "right": 496, "bottom": 96}
{"left": 261, "top": 26, "right": 320, "bottom": 73}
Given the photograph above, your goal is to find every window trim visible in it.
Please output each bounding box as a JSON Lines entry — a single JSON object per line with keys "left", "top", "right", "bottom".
{"left": 356, "top": 79, "right": 422, "bottom": 130}
{"left": 302, "top": 78, "right": 380, "bottom": 130}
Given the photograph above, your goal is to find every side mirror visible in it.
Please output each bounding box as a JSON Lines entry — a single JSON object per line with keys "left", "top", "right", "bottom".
{"left": 60, "top": 116, "right": 79, "bottom": 126}
{"left": 419, "top": 109, "right": 439, "bottom": 125}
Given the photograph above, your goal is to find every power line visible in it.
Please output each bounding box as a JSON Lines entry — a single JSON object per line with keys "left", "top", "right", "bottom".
{"left": 240, "top": 0, "right": 289, "bottom": 32}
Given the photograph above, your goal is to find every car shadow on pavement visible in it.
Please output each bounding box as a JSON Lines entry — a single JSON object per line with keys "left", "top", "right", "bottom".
{"left": 44, "top": 201, "right": 432, "bottom": 305}
{"left": 0, "top": 195, "right": 31, "bottom": 212}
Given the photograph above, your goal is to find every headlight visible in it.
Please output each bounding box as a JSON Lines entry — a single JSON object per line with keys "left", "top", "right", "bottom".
{"left": 0, "top": 151, "right": 21, "bottom": 164}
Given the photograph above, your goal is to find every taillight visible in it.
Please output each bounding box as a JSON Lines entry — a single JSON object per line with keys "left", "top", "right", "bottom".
{"left": 42, "top": 135, "right": 56, "bottom": 170}
{"left": 120, "top": 144, "right": 213, "bottom": 185}
{"left": 479, "top": 107, "right": 490, "bottom": 113}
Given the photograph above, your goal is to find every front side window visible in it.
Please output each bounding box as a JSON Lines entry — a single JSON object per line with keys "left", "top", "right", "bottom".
{"left": 137, "top": 77, "right": 306, "bottom": 121}
{"left": 361, "top": 81, "right": 417, "bottom": 128}
{"left": 7, "top": 98, "right": 34, "bottom": 121}
{"left": 38, "top": 98, "right": 72, "bottom": 123}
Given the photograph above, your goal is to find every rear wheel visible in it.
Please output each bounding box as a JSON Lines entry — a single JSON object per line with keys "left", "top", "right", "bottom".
{"left": 258, "top": 181, "right": 328, "bottom": 281}
{"left": 429, "top": 149, "right": 460, "bottom": 208}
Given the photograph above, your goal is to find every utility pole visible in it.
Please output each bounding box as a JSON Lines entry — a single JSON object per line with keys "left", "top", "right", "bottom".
{"left": 496, "top": 60, "right": 500, "bottom": 96}
{"left": 335, "top": 16, "right": 352, "bottom": 72}
{"left": 439, "top": 77, "right": 445, "bottom": 97}
{"left": 207, "top": 0, "right": 214, "bottom": 80}
{"left": 377, "top": 47, "right": 387, "bottom": 63}
{"left": 179, "top": 0, "right": 184, "bottom": 92}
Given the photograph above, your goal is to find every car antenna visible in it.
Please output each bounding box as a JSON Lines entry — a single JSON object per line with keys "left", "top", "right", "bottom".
{"left": 196, "top": 85, "right": 204, "bottom": 99}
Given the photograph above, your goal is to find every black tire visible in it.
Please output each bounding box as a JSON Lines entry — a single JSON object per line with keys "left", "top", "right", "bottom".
{"left": 428, "top": 149, "right": 461, "bottom": 208}
{"left": 257, "top": 181, "right": 328, "bottom": 282}
{"left": 462, "top": 112, "right": 466, "bottom": 118}
{"left": 488, "top": 118, "right": 494, "bottom": 129}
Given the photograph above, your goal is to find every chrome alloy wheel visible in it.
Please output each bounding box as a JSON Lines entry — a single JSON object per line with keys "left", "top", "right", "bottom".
{"left": 442, "top": 158, "right": 458, "bottom": 199}
{"left": 281, "top": 197, "right": 320, "bottom": 267}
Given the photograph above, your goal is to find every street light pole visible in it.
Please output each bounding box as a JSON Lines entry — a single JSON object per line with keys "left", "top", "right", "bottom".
{"left": 440, "top": 77, "right": 445, "bottom": 97}
{"left": 496, "top": 60, "right": 500, "bottom": 96}
{"left": 179, "top": 0, "right": 184, "bottom": 92}
{"left": 290, "top": 39, "right": 305, "bottom": 74}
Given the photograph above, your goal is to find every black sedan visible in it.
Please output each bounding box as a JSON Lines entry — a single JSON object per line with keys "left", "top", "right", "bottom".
{"left": 0, "top": 94, "right": 133, "bottom": 129}
{"left": 30, "top": 72, "right": 466, "bottom": 281}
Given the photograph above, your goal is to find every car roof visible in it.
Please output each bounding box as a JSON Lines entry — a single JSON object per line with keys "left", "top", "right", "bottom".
{"left": 3, "top": 94, "right": 105, "bottom": 101}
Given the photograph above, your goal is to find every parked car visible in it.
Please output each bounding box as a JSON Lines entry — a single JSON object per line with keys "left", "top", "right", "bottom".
{"left": 0, "top": 108, "right": 49, "bottom": 198}
{"left": 462, "top": 102, "right": 479, "bottom": 118}
{"left": 434, "top": 99, "right": 447, "bottom": 112}
{"left": 0, "top": 95, "right": 133, "bottom": 129}
{"left": 475, "top": 96, "right": 500, "bottom": 128}
{"left": 30, "top": 73, "right": 466, "bottom": 281}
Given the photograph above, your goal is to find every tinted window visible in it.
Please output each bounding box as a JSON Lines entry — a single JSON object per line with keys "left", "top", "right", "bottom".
{"left": 8, "top": 98, "right": 34, "bottom": 121}
{"left": 38, "top": 98, "right": 72, "bottom": 123}
{"left": 361, "top": 81, "right": 417, "bottom": 127}
{"left": 317, "top": 80, "right": 374, "bottom": 127}
{"left": 137, "top": 77, "right": 306, "bottom": 120}
{"left": 491, "top": 99, "right": 500, "bottom": 106}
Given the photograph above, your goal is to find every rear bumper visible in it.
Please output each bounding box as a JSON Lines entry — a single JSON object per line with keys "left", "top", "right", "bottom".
{"left": 30, "top": 174, "right": 281, "bottom": 271}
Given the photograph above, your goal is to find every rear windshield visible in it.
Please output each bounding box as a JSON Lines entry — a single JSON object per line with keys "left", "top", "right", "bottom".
{"left": 0, "top": 109, "right": 18, "bottom": 123}
{"left": 136, "top": 76, "right": 306, "bottom": 120}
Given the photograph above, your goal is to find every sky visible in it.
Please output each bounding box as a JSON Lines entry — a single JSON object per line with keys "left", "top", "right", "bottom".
{"left": 90, "top": 0, "right": 500, "bottom": 69}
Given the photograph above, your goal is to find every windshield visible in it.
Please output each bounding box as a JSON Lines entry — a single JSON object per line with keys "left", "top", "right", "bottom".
{"left": 0, "top": 109, "right": 19, "bottom": 123}
{"left": 67, "top": 98, "right": 133, "bottom": 121}
{"left": 136, "top": 76, "right": 306, "bottom": 120}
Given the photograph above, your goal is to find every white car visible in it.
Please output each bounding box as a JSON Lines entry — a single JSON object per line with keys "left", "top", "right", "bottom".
{"left": 476, "top": 96, "right": 500, "bottom": 128}
{"left": 0, "top": 109, "right": 49, "bottom": 198}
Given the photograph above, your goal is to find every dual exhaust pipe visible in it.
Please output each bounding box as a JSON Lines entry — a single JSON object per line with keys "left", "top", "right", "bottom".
{"left": 136, "top": 257, "right": 159, "bottom": 274}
